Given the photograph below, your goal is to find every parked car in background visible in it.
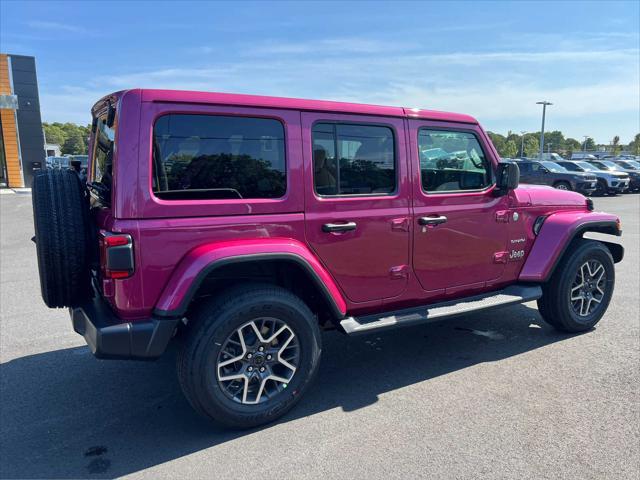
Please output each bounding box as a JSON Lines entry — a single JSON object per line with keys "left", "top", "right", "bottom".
{"left": 69, "top": 155, "right": 89, "bottom": 168}
{"left": 516, "top": 159, "right": 596, "bottom": 194}
{"left": 571, "top": 152, "right": 598, "bottom": 161}
{"left": 611, "top": 159, "right": 640, "bottom": 170}
{"left": 588, "top": 159, "right": 640, "bottom": 192}
{"left": 555, "top": 160, "right": 629, "bottom": 196}
{"left": 45, "top": 156, "right": 70, "bottom": 169}
{"left": 540, "top": 152, "right": 566, "bottom": 162}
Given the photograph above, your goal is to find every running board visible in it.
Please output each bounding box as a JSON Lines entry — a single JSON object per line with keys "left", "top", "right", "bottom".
{"left": 340, "top": 285, "right": 542, "bottom": 335}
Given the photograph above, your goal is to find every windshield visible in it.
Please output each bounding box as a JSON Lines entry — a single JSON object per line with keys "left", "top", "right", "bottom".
{"left": 575, "top": 161, "right": 599, "bottom": 172}
{"left": 623, "top": 160, "right": 640, "bottom": 169}
{"left": 600, "top": 160, "right": 626, "bottom": 171}
{"left": 558, "top": 162, "right": 580, "bottom": 172}
{"left": 540, "top": 161, "right": 566, "bottom": 172}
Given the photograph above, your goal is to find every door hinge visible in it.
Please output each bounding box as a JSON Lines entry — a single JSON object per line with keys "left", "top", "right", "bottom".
{"left": 391, "top": 217, "right": 409, "bottom": 232}
{"left": 493, "top": 251, "right": 509, "bottom": 264}
{"left": 389, "top": 265, "right": 409, "bottom": 279}
{"left": 495, "top": 210, "right": 510, "bottom": 223}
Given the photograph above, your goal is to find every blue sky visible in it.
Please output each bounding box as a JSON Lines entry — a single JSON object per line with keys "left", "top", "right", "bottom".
{"left": 1, "top": 1, "right": 638, "bottom": 144}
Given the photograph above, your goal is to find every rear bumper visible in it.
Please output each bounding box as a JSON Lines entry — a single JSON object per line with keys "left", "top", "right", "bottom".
{"left": 70, "top": 290, "right": 179, "bottom": 360}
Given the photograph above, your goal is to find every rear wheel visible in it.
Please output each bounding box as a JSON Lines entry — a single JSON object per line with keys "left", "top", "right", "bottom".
{"left": 177, "top": 284, "right": 321, "bottom": 429}
{"left": 537, "top": 239, "right": 614, "bottom": 332}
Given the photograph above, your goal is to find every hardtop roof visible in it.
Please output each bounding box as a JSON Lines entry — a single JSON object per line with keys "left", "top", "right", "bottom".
{"left": 120, "top": 88, "right": 478, "bottom": 124}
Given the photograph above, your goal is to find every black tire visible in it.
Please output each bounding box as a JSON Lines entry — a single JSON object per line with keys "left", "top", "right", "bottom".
{"left": 177, "top": 284, "right": 321, "bottom": 429}
{"left": 32, "top": 169, "right": 92, "bottom": 308}
{"left": 594, "top": 179, "right": 607, "bottom": 196}
{"left": 537, "top": 239, "right": 615, "bottom": 332}
{"left": 553, "top": 181, "right": 571, "bottom": 191}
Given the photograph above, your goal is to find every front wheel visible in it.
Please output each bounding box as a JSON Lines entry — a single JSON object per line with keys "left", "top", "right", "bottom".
{"left": 594, "top": 179, "right": 607, "bottom": 196}
{"left": 553, "top": 181, "right": 571, "bottom": 191}
{"left": 177, "top": 284, "right": 321, "bottom": 429}
{"left": 537, "top": 239, "right": 615, "bottom": 332}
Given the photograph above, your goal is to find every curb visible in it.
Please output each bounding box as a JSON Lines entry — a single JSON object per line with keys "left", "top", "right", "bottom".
{"left": 0, "top": 188, "right": 32, "bottom": 195}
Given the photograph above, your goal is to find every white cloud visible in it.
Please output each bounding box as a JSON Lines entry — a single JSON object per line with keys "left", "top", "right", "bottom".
{"left": 26, "top": 20, "right": 89, "bottom": 34}
{"left": 38, "top": 40, "right": 640, "bottom": 142}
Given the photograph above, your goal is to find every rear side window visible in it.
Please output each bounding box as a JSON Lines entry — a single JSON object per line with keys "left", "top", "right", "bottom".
{"left": 89, "top": 115, "right": 116, "bottom": 205}
{"left": 312, "top": 123, "right": 396, "bottom": 196}
{"left": 153, "top": 114, "right": 286, "bottom": 200}
{"left": 418, "top": 129, "right": 492, "bottom": 193}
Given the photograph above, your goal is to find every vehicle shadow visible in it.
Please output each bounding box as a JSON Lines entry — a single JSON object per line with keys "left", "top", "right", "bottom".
{"left": 0, "top": 304, "right": 582, "bottom": 479}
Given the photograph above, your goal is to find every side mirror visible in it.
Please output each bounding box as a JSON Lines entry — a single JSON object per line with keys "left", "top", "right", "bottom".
{"left": 495, "top": 162, "right": 519, "bottom": 196}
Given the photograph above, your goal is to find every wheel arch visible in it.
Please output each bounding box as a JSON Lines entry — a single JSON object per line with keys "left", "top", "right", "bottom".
{"left": 519, "top": 213, "right": 623, "bottom": 283}
{"left": 154, "top": 239, "right": 347, "bottom": 323}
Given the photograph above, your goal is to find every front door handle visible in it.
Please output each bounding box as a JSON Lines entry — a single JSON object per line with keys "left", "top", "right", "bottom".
{"left": 322, "top": 222, "right": 357, "bottom": 233}
{"left": 418, "top": 215, "right": 448, "bottom": 226}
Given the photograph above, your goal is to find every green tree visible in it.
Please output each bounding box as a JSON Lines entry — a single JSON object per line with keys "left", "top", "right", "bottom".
{"left": 42, "top": 123, "right": 66, "bottom": 146}
{"left": 502, "top": 140, "right": 518, "bottom": 158}
{"left": 62, "top": 129, "right": 86, "bottom": 155}
{"left": 545, "top": 131, "right": 565, "bottom": 151}
{"left": 611, "top": 135, "right": 621, "bottom": 155}
{"left": 584, "top": 137, "right": 596, "bottom": 151}
{"left": 42, "top": 122, "right": 91, "bottom": 154}
{"left": 524, "top": 137, "right": 540, "bottom": 157}
{"left": 628, "top": 133, "right": 640, "bottom": 155}
{"left": 487, "top": 132, "right": 506, "bottom": 156}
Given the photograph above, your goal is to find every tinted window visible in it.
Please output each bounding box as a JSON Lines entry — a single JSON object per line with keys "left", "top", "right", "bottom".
{"left": 518, "top": 162, "right": 531, "bottom": 173}
{"left": 90, "top": 116, "right": 116, "bottom": 205}
{"left": 312, "top": 123, "right": 395, "bottom": 196}
{"left": 418, "top": 129, "right": 491, "bottom": 192}
{"left": 153, "top": 114, "right": 286, "bottom": 200}
{"left": 559, "top": 162, "right": 580, "bottom": 172}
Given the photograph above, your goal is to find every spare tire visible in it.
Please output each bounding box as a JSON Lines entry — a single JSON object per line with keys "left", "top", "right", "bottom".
{"left": 32, "top": 169, "right": 92, "bottom": 308}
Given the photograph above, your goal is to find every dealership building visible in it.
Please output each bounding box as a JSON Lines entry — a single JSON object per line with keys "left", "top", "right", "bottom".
{"left": 0, "top": 53, "right": 45, "bottom": 188}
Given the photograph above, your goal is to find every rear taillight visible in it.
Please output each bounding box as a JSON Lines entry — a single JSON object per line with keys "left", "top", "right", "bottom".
{"left": 99, "top": 232, "right": 134, "bottom": 279}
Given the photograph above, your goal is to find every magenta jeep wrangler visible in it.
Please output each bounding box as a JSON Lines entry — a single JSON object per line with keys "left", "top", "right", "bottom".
{"left": 32, "top": 89, "right": 623, "bottom": 428}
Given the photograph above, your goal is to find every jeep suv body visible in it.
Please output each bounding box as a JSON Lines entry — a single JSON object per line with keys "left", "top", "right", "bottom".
{"left": 555, "top": 160, "right": 629, "bottom": 196}
{"left": 31, "top": 90, "right": 624, "bottom": 428}
{"left": 610, "top": 159, "right": 640, "bottom": 192}
{"left": 515, "top": 160, "right": 596, "bottom": 194}
{"left": 585, "top": 159, "right": 636, "bottom": 193}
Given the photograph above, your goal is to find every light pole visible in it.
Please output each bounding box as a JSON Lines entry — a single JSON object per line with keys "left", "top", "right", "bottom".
{"left": 583, "top": 135, "right": 589, "bottom": 152}
{"left": 520, "top": 131, "right": 526, "bottom": 158}
{"left": 536, "top": 101, "right": 552, "bottom": 160}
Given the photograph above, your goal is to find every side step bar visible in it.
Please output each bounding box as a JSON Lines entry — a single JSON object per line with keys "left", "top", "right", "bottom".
{"left": 340, "top": 284, "right": 542, "bottom": 335}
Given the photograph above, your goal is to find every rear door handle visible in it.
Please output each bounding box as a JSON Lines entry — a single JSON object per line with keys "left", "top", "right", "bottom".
{"left": 418, "top": 215, "right": 448, "bottom": 226}
{"left": 322, "top": 222, "right": 357, "bottom": 233}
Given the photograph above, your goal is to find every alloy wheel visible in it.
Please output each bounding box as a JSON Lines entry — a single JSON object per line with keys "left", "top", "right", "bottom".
{"left": 570, "top": 260, "right": 606, "bottom": 318}
{"left": 216, "top": 318, "right": 300, "bottom": 405}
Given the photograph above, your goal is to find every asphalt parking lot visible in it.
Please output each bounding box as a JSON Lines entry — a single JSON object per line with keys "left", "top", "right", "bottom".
{"left": 0, "top": 192, "right": 638, "bottom": 479}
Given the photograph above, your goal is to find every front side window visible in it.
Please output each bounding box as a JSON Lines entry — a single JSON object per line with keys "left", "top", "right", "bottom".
{"left": 418, "top": 129, "right": 492, "bottom": 192}
{"left": 312, "top": 123, "right": 396, "bottom": 196}
{"left": 153, "top": 114, "right": 286, "bottom": 200}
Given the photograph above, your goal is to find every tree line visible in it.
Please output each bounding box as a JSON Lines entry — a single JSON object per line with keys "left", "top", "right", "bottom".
{"left": 42, "top": 122, "right": 91, "bottom": 155}
{"left": 43, "top": 121, "right": 640, "bottom": 159}
{"left": 487, "top": 131, "right": 640, "bottom": 159}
